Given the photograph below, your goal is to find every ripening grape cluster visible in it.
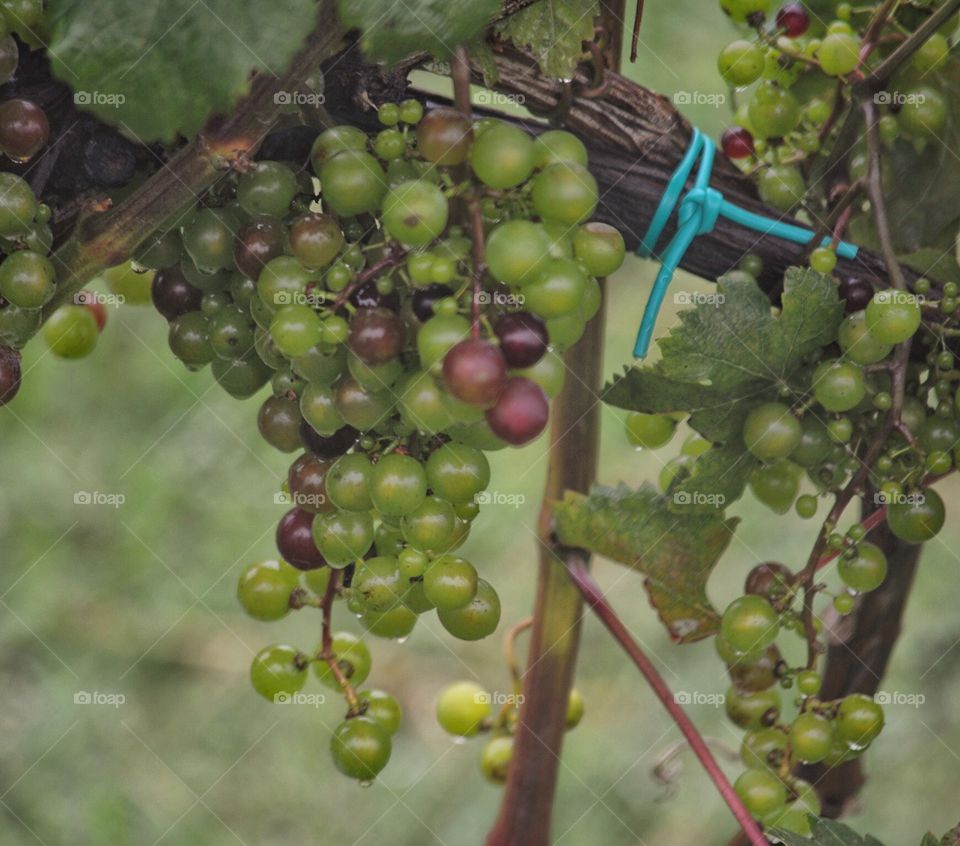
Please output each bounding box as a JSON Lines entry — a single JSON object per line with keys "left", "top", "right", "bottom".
{"left": 118, "top": 99, "right": 625, "bottom": 780}
{"left": 622, "top": 254, "right": 960, "bottom": 833}
{"left": 715, "top": 0, "right": 955, "bottom": 216}
{"left": 0, "top": 0, "right": 50, "bottom": 162}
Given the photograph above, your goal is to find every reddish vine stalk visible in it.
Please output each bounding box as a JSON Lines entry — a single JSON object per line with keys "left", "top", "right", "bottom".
{"left": 564, "top": 559, "right": 769, "bottom": 846}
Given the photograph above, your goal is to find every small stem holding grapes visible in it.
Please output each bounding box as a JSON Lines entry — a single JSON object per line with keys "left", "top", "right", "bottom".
{"left": 861, "top": 99, "right": 905, "bottom": 292}
{"left": 318, "top": 570, "right": 361, "bottom": 714}
{"left": 503, "top": 616, "right": 534, "bottom": 686}
{"left": 564, "top": 558, "right": 769, "bottom": 846}
{"left": 331, "top": 245, "right": 409, "bottom": 311}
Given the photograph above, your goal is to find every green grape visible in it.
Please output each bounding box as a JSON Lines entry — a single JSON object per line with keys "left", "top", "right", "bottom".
{"left": 485, "top": 220, "right": 552, "bottom": 287}
{"left": 381, "top": 180, "right": 449, "bottom": 246}
{"left": 417, "top": 313, "right": 470, "bottom": 371}
{"left": 359, "top": 689, "right": 402, "bottom": 735}
{"left": 515, "top": 350, "right": 566, "bottom": 398}
{"left": 818, "top": 31, "right": 861, "bottom": 76}
{"left": 813, "top": 359, "right": 866, "bottom": 412}
{"left": 301, "top": 382, "right": 345, "bottom": 435}
{"left": 0, "top": 302, "right": 40, "bottom": 347}
{"left": 912, "top": 33, "right": 950, "bottom": 73}
{"left": 757, "top": 164, "right": 805, "bottom": 211}
{"left": 827, "top": 416, "right": 853, "bottom": 444}
{"left": 438, "top": 578, "right": 501, "bottom": 640}
{"left": 360, "top": 603, "right": 418, "bottom": 639}
{"left": 436, "top": 681, "right": 491, "bottom": 736}
{"left": 834, "top": 592, "right": 855, "bottom": 615}
{"left": 532, "top": 129, "right": 588, "bottom": 169}
{"left": 522, "top": 258, "right": 587, "bottom": 319}
{"left": 310, "top": 126, "right": 368, "bottom": 171}
{"left": 330, "top": 716, "right": 391, "bottom": 780}
{"left": 790, "top": 712, "right": 834, "bottom": 763}
{"left": 326, "top": 453, "right": 373, "bottom": 511}
{"left": 480, "top": 735, "right": 513, "bottom": 784}
{"left": 865, "top": 290, "right": 921, "bottom": 343}
{"left": 742, "top": 402, "right": 801, "bottom": 462}
{"left": 740, "top": 728, "right": 787, "bottom": 770}
{"left": 374, "top": 129, "right": 407, "bottom": 160}
{"left": 426, "top": 443, "right": 491, "bottom": 504}
{"left": 838, "top": 542, "right": 887, "bottom": 592}
{"left": 795, "top": 494, "right": 818, "bottom": 519}
{"left": 720, "top": 595, "right": 780, "bottom": 654}
{"left": 237, "top": 162, "right": 297, "bottom": 217}
{"left": 397, "top": 371, "right": 456, "bottom": 434}
{"left": 734, "top": 769, "right": 787, "bottom": 820}
{"left": 835, "top": 693, "right": 884, "bottom": 747}
{"left": 748, "top": 82, "right": 801, "bottom": 139}
{"left": 293, "top": 342, "right": 346, "bottom": 384}
{"left": 353, "top": 556, "right": 404, "bottom": 612}
{"left": 374, "top": 521, "right": 404, "bottom": 557}
{"left": 625, "top": 412, "right": 676, "bottom": 449}
{"left": 167, "top": 311, "right": 213, "bottom": 366}
{"left": 320, "top": 151, "right": 387, "bottom": 216}
{"left": 423, "top": 554, "right": 478, "bottom": 610}
{"left": 572, "top": 222, "right": 626, "bottom": 277}
{"left": 809, "top": 247, "right": 837, "bottom": 274}
{"left": 334, "top": 377, "right": 393, "bottom": 431}
{"left": 898, "top": 85, "right": 947, "bottom": 137}
{"left": 718, "top": 40, "right": 766, "bottom": 86}
{"left": 212, "top": 355, "right": 273, "bottom": 398}
{"left": 749, "top": 461, "right": 800, "bottom": 514}
{"left": 531, "top": 162, "right": 598, "bottom": 226}
{"left": 312, "top": 510, "right": 374, "bottom": 567}
{"left": 470, "top": 123, "right": 536, "bottom": 189}
{"left": 719, "top": 0, "right": 772, "bottom": 23}
{"left": 377, "top": 102, "right": 400, "bottom": 126}
{"left": 886, "top": 488, "right": 944, "bottom": 544}
{"left": 257, "top": 256, "right": 312, "bottom": 312}
{"left": 370, "top": 453, "right": 427, "bottom": 517}
{"left": 399, "top": 99, "right": 424, "bottom": 125}
{"left": 303, "top": 566, "right": 331, "bottom": 596}
{"left": 796, "top": 670, "right": 822, "bottom": 696}
{"left": 838, "top": 311, "right": 892, "bottom": 365}
{"left": 0, "top": 172, "right": 37, "bottom": 236}
{"left": 250, "top": 644, "right": 307, "bottom": 701}
{"left": 313, "top": 631, "right": 372, "bottom": 688}
{"left": 44, "top": 304, "right": 99, "bottom": 359}
{"left": 0, "top": 249, "right": 54, "bottom": 308}
{"left": 182, "top": 208, "right": 238, "bottom": 273}
{"left": 566, "top": 688, "right": 585, "bottom": 729}
{"left": 237, "top": 559, "right": 300, "bottom": 621}
{"left": 207, "top": 306, "right": 253, "bottom": 360}
{"left": 401, "top": 496, "right": 457, "bottom": 552}
{"left": 416, "top": 108, "right": 473, "bottom": 165}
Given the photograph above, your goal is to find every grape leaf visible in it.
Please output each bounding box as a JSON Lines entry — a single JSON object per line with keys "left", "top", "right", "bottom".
{"left": 341, "top": 0, "right": 500, "bottom": 65}
{"left": 898, "top": 248, "right": 960, "bottom": 286}
{"left": 495, "top": 0, "right": 598, "bottom": 79}
{"left": 769, "top": 818, "right": 887, "bottom": 846}
{"left": 552, "top": 483, "right": 738, "bottom": 642}
{"left": 603, "top": 268, "right": 842, "bottom": 509}
{"left": 46, "top": 0, "right": 317, "bottom": 143}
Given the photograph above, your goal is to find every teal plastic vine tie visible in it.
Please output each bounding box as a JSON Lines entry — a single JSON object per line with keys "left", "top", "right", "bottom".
{"left": 633, "top": 129, "right": 860, "bottom": 359}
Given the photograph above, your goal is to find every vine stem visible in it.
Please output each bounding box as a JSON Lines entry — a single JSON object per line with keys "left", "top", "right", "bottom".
{"left": 564, "top": 559, "right": 769, "bottom": 846}
{"left": 318, "top": 570, "right": 361, "bottom": 714}
{"left": 40, "top": 3, "right": 345, "bottom": 321}
{"left": 331, "top": 245, "right": 409, "bottom": 310}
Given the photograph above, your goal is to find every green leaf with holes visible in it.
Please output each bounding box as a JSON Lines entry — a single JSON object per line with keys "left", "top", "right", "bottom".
{"left": 603, "top": 268, "right": 842, "bottom": 510}
{"left": 769, "top": 818, "right": 887, "bottom": 846}
{"left": 553, "top": 483, "right": 738, "bottom": 642}
{"left": 341, "top": 0, "right": 500, "bottom": 65}
{"left": 46, "top": 0, "right": 318, "bottom": 144}
{"left": 496, "top": 0, "right": 598, "bottom": 79}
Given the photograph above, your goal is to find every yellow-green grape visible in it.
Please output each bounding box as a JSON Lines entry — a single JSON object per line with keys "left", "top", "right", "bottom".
{"left": 436, "top": 681, "right": 491, "bottom": 736}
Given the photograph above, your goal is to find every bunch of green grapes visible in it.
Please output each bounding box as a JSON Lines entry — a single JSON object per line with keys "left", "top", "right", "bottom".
{"left": 124, "top": 100, "right": 625, "bottom": 780}
{"left": 433, "top": 678, "right": 584, "bottom": 784}
{"left": 714, "top": 0, "right": 956, "bottom": 224}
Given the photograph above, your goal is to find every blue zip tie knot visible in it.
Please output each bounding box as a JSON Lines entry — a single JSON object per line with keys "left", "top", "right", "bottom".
{"left": 632, "top": 128, "right": 860, "bottom": 359}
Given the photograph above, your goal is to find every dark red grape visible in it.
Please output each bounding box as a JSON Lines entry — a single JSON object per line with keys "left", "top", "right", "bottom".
{"left": 151, "top": 267, "right": 203, "bottom": 321}
{"left": 721, "top": 127, "right": 755, "bottom": 160}
{"left": 442, "top": 339, "right": 508, "bottom": 408}
{"left": 776, "top": 3, "right": 809, "bottom": 37}
{"left": 76, "top": 291, "right": 108, "bottom": 331}
{"left": 288, "top": 452, "right": 333, "bottom": 514}
{"left": 0, "top": 99, "right": 50, "bottom": 161}
{"left": 299, "top": 420, "right": 359, "bottom": 458}
{"left": 838, "top": 276, "right": 874, "bottom": 313}
{"left": 416, "top": 108, "right": 473, "bottom": 165}
{"left": 349, "top": 280, "right": 400, "bottom": 312}
{"left": 276, "top": 507, "right": 326, "bottom": 570}
{"left": 0, "top": 345, "right": 21, "bottom": 405}
{"left": 744, "top": 562, "right": 794, "bottom": 598}
{"left": 411, "top": 284, "right": 454, "bottom": 322}
{"left": 348, "top": 307, "right": 406, "bottom": 364}
{"left": 493, "top": 312, "right": 548, "bottom": 368}
{"left": 234, "top": 215, "right": 286, "bottom": 281}
{"left": 485, "top": 377, "right": 549, "bottom": 446}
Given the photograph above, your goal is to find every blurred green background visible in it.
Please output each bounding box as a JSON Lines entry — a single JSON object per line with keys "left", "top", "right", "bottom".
{"left": 2, "top": 5, "right": 960, "bottom": 845}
